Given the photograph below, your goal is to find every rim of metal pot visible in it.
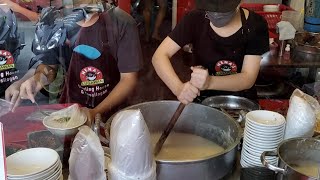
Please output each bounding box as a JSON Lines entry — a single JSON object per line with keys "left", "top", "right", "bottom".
{"left": 276, "top": 137, "right": 320, "bottom": 177}
{"left": 110, "top": 100, "right": 242, "bottom": 164}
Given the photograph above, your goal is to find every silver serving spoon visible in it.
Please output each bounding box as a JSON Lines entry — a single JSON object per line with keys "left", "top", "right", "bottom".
{"left": 34, "top": 101, "right": 51, "bottom": 116}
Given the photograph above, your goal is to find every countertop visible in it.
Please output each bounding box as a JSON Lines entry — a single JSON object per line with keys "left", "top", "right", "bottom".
{"left": 261, "top": 52, "right": 320, "bottom": 68}
{"left": 3, "top": 101, "right": 290, "bottom": 180}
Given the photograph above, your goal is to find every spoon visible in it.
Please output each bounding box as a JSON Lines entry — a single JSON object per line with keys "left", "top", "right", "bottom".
{"left": 34, "top": 101, "right": 51, "bottom": 116}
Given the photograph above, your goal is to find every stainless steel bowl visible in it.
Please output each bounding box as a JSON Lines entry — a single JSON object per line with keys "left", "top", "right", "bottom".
{"left": 201, "top": 95, "right": 260, "bottom": 123}
{"left": 261, "top": 137, "right": 320, "bottom": 180}
{"left": 292, "top": 32, "right": 320, "bottom": 62}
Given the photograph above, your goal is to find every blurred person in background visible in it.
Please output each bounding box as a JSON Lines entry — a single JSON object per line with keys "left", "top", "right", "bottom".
{"left": 152, "top": 0, "right": 269, "bottom": 104}
{"left": 143, "top": 0, "right": 167, "bottom": 41}
{"left": 5, "top": 0, "right": 143, "bottom": 124}
{"left": 0, "top": 0, "right": 38, "bottom": 21}
{"left": 3, "top": 0, "right": 43, "bottom": 108}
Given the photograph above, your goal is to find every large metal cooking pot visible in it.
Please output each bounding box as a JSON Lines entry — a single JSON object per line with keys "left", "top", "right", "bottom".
{"left": 261, "top": 138, "right": 320, "bottom": 180}
{"left": 108, "top": 101, "right": 241, "bottom": 180}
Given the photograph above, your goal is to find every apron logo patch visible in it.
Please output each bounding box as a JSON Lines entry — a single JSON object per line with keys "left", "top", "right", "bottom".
{"left": 215, "top": 60, "right": 237, "bottom": 76}
{"left": 80, "top": 66, "right": 104, "bottom": 86}
{"left": 0, "top": 50, "right": 15, "bottom": 71}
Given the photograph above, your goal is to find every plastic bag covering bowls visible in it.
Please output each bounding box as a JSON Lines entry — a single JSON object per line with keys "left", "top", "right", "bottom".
{"left": 68, "top": 126, "right": 106, "bottom": 180}
{"left": 108, "top": 109, "right": 156, "bottom": 180}
{"left": 284, "top": 89, "right": 320, "bottom": 139}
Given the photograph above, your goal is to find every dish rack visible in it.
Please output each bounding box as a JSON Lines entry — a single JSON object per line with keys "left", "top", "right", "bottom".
{"left": 241, "top": 3, "right": 293, "bottom": 38}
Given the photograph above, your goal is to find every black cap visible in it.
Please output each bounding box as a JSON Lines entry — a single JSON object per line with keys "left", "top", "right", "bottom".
{"left": 195, "top": 0, "right": 241, "bottom": 12}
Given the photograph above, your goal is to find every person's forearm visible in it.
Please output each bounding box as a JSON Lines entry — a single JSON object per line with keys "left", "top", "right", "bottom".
{"left": 152, "top": 53, "right": 184, "bottom": 96}
{"left": 14, "top": 5, "right": 39, "bottom": 22}
{"left": 93, "top": 73, "right": 138, "bottom": 115}
{"left": 207, "top": 73, "right": 256, "bottom": 92}
{"left": 34, "top": 64, "right": 58, "bottom": 85}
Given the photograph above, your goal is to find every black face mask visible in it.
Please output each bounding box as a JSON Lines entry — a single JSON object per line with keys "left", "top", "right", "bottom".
{"left": 206, "top": 9, "right": 237, "bottom": 28}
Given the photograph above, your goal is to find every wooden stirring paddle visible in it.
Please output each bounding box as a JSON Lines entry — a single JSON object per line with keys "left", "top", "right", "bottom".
{"left": 154, "top": 103, "right": 186, "bottom": 156}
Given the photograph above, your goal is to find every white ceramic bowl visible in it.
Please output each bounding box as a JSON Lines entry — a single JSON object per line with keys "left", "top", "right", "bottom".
{"left": 243, "top": 139, "right": 278, "bottom": 150}
{"left": 245, "top": 129, "right": 285, "bottom": 139}
{"left": 8, "top": 159, "right": 60, "bottom": 180}
{"left": 244, "top": 129, "right": 284, "bottom": 141}
{"left": 246, "top": 110, "right": 286, "bottom": 127}
{"left": 241, "top": 154, "right": 277, "bottom": 167}
{"left": 245, "top": 122, "right": 286, "bottom": 133}
{"left": 241, "top": 150, "right": 278, "bottom": 163}
{"left": 241, "top": 155, "right": 264, "bottom": 167}
{"left": 240, "top": 159, "right": 250, "bottom": 168}
{"left": 246, "top": 130, "right": 285, "bottom": 139}
{"left": 245, "top": 131, "right": 285, "bottom": 140}
{"left": 241, "top": 155, "right": 277, "bottom": 168}
{"left": 46, "top": 162, "right": 62, "bottom": 180}
{"left": 242, "top": 149, "right": 277, "bottom": 162}
{"left": 242, "top": 140, "right": 277, "bottom": 151}
{"left": 7, "top": 148, "right": 59, "bottom": 177}
{"left": 244, "top": 136, "right": 283, "bottom": 147}
{"left": 58, "top": 173, "right": 63, "bottom": 180}
{"left": 246, "top": 120, "right": 286, "bottom": 131}
{"left": 244, "top": 135, "right": 283, "bottom": 147}
{"left": 244, "top": 130, "right": 284, "bottom": 142}
{"left": 43, "top": 115, "right": 86, "bottom": 137}
{"left": 263, "top": 5, "right": 280, "bottom": 12}
{"left": 242, "top": 143, "right": 265, "bottom": 155}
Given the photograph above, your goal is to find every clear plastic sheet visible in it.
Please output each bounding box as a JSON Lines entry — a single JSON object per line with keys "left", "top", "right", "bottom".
{"left": 284, "top": 89, "right": 320, "bottom": 139}
{"left": 68, "top": 126, "right": 106, "bottom": 180}
{"left": 108, "top": 109, "right": 156, "bottom": 180}
{"left": 0, "top": 99, "right": 12, "bottom": 117}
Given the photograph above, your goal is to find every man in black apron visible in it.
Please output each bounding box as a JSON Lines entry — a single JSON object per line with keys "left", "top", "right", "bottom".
{"left": 17, "top": 2, "right": 142, "bottom": 123}
{"left": 152, "top": 0, "right": 269, "bottom": 104}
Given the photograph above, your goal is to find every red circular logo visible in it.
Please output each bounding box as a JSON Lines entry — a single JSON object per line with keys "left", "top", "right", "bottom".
{"left": 80, "top": 66, "right": 103, "bottom": 86}
{"left": 0, "top": 50, "right": 14, "bottom": 65}
{"left": 215, "top": 60, "right": 237, "bottom": 76}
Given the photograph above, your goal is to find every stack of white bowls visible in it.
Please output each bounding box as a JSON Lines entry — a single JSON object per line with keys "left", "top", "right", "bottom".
{"left": 241, "top": 110, "right": 286, "bottom": 168}
{"left": 6, "top": 148, "right": 63, "bottom": 180}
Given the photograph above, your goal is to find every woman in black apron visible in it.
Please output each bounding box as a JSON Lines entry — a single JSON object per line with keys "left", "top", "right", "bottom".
{"left": 59, "top": 13, "right": 121, "bottom": 120}
{"left": 152, "top": 0, "right": 269, "bottom": 104}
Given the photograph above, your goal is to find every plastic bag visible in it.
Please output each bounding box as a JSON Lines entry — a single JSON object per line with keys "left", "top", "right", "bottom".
{"left": 108, "top": 109, "right": 156, "bottom": 180}
{"left": 68, "top": 126, "right": 106, "bottom": 180}
{"left": 0, "top": 99, "right": 12, "bottom": 117}
{"left": 43, "top": 104, "right": 86, "bottom": 129}
{"left": 284, "top": 89, "right": 320, "bottom": 139}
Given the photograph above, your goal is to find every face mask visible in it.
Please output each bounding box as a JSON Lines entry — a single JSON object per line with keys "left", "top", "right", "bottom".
{"left": 205, "top": 9, "right": 237, "bottom": 28}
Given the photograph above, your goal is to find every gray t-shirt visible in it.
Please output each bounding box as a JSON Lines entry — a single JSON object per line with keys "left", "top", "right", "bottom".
{"left": 40, "top": 7, "right": 143, "bottom": 73}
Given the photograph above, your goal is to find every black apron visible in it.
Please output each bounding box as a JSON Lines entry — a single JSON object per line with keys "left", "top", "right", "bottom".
{"left": 196, "top": 8, "right": 257, "bottom": 103}
{"left": 60, "top": 14, "right": 120, "bottom": 108}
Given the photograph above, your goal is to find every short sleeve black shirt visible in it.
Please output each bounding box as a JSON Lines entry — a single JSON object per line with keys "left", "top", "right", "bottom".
{"left": 169, "top": 9, "right": 269, "bottom": 76}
